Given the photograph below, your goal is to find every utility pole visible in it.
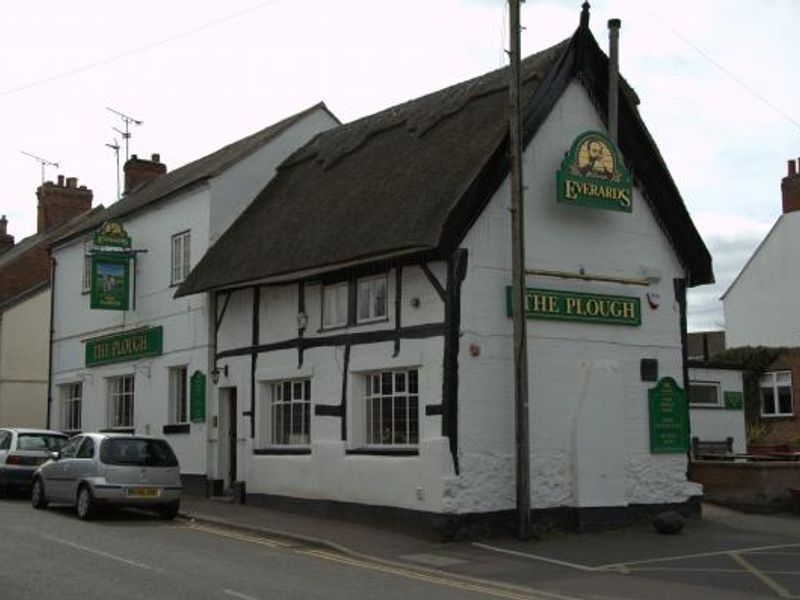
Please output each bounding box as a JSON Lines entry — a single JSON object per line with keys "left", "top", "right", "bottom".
{"left": 509, "top": 0, "right": 531, "bottom": 540}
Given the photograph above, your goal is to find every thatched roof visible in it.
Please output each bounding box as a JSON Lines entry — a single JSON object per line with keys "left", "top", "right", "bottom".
{"left": 177, "top": 17, "right": 713, "bottom": 297}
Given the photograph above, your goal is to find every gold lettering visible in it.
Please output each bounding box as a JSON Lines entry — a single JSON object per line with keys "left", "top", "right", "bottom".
{"left": 585, "top": 298, "right": 599, "bottom": 316}
{"left": 565, "top": 297, "right": 578, "bottom": 315}
{"left": 547, "top": 296, "right": 558, "bottom": 314}
{"left": 622, "top": 301, "right": 636, "bottom": 321}
{"left": 610, "top": 301, "right": 622, "bottom": 318}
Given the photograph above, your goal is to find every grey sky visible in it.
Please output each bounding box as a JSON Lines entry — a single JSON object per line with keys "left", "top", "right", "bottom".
{"left": 1, "top": 1, "right": 797, "bottom": 331}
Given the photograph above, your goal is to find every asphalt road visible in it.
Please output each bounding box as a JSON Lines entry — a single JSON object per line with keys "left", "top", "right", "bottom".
{"left": 0, "top": 497, "right": 550, "bottom": 600}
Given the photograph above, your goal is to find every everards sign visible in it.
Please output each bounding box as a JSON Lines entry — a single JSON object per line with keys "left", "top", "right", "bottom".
{"left": 556, "top": 131, "right": 633, "bottom": 212}
{"left": 85, "top": 327, "right": 163, "bottom": 367}
{"left": 507, "top": 287, "right": 641, "bottom": 327}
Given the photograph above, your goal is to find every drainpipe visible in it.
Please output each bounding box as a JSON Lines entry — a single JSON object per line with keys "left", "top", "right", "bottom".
{"left": 46, "top": 257, "right": 56, "bottom": 429}
{"left": 608, "top": 18, "right": 621, "bottom": 143}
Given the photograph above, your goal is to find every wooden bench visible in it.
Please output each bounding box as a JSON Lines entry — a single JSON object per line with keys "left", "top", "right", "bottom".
{"left": 691, "top": 436, "right": 733, "bottom": 460}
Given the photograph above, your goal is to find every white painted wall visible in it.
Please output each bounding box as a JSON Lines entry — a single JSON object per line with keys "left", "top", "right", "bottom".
{"left": 457, "top": 80, "right": 699, "bottom": 513}
{"left": 0, "top": 289, "right": 50, "bottom": 427}
{"left": 724, "top": 213, "right": 800, "bottom": 347}
{"left": 689, "top": 367, "right": 746, "bottom": 453}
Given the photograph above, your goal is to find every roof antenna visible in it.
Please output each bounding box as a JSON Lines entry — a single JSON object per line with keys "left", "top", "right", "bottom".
{"left": 106, "top": 138, "right": 121, "bottom": 200}
{"left": 20, "top": 151, "right": 59, "bottom": 184}
{"left": 106, "top": 107, "right": 143, "bottom": 162}
{"left": 580, "top": 1, "right": 590, "bottom": 29}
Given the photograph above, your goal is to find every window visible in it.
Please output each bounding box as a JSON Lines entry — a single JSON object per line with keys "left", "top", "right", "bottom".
{"left": 322, "top": 282, "right": 348, "bottom": 328}
{"left": 761, "top": 371, "right": 793, "bottom": 417}
{"left": 61, "top": 383, "right": 82, "bottom": 431}
{"left": 109, "top": 374, "right": 135, "bottom": 429}
{"left": 689, "top": 381, "right": 721, "bottom": 407}
{"left": 82, "top": 242, "right": 92, "bottom": 293}
{"left": 269, "top": 379, "right": 311, "bottom": 446}
{"left": 171, "top": 230, "right": 191, "bottom": 285}
{"left": 169, "top": 367, "right": 188, "bottom": 424}
{"left": 0, "top": 431, "right": 10, "bottom": 450}
{"left": 357, "top": 275, "right": 387, "bottom": 323}
{"left": 76, "top": 437, "right": 94, "bottom": 459}
{"left": 60, "top": 436, "right": 83, "bottom": 459}
{"left": 365, "top": 369, "right": 418, "bottom": 447}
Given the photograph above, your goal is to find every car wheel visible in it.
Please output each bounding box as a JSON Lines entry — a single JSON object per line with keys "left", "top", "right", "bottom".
{"left": 158, "top": 500, "right": 180, "bottom": 521}
{"left": 31, "top": 478, "right": 48, "bottom": 509}
{"left": 76, "top": 485, "right": 96, "bottom": 521}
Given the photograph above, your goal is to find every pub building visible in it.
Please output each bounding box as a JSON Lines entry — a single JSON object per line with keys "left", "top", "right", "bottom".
{"left": 176, "top": 4, "right": 713, "bottom": 536}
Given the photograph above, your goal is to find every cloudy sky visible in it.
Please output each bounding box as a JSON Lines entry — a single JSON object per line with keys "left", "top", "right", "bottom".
{"left": 1, "top": 0, "right": 797, "bottom": 330}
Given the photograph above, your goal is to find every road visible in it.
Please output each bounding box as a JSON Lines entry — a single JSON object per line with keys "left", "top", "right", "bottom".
{"left": 0, "top": 497, "right": 553, "bottom": 600}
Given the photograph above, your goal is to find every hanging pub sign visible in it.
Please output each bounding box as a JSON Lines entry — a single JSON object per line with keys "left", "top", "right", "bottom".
{"left": 93, "top": 220, "right": 132, "bottom": 248}
{"left": 648, "top": 377, "right": 689, "bottom": 454}
{"left": 556, "top": 131, "right": 633, "bottom": 213}
{"left": 90, "top": 253, "right": 130, "bottom": 310}
{"left": 507, "top": 287, "right": 641, "bottom": 326}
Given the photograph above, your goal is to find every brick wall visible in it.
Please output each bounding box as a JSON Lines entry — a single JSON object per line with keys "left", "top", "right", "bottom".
{"left": 690, "top": 460, "right": 800, "bottom": 512}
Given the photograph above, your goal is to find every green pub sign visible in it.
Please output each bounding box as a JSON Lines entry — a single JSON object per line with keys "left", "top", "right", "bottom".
{"left": 648, "top": 377, "right": 689, "bottom": 454}
{"left": 507, "top": 287, "right": 641, "bottom": 326}
{"left": 724, "top": 391, "right": 744, "bottom": 411}
{"left": 190, "top": 371, "right": 206, "bottom": 423}
{"left": 556, "top": 131, "right": 633, "bottom": 212}
{"left": 85, "top": 327, "right": 163, "bottom": 367}
{"left": 90, "top": 253, "right": 130, "bottom": 310}
{"left": 93, "top": 220, "right": 132, "bottom": 248}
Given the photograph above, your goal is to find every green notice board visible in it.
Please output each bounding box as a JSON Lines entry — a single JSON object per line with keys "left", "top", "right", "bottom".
{"left": 724, "top": 391, "right": 744, "bottom": 411}
{"left": 648, "top": 377, "right": 689, "bottom": 453}
{"left": 190, "top": 371, "right": 206, "bottom": 423}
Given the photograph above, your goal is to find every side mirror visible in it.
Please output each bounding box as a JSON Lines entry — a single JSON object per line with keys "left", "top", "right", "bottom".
{"left": 49, "top": 451, "right": 61, "bottom": 461}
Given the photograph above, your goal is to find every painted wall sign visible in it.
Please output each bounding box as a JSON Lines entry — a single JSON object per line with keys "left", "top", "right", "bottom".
{"left": 556, "top": 131, "right": 633, "bottom": 212}
{"left": 506, "top": 287, "right": 641, "bottom": 326}
{"left": 724, "top": 391, "right": 744, "bottom": 411}
{"left": 93, "top": 220, "right": 132, "bottom": 248}
{"left": 90, "top": 253, "right": 130, "bottom": 310}
{"left": 648, "top": 377, "right": 689, "bottom": 453}
{"left": 190, "top": 371, "right": 206, "bottom": 423}
{"left": 85, "top": 326, "right": 163, "bottom": 367}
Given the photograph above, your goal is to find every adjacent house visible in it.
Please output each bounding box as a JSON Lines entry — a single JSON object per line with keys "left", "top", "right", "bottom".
{"left": 0, "top": 180, "right": 101, "bottom": 427}
{"left": 48, "top": 104, "right": 339, "bottom": 493}
{"left": 177, "top": 6, "right": 713, "bottom": 535}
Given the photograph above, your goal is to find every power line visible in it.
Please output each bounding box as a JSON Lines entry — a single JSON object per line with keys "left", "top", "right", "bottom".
{"left": 629, "top": 0, "right": 800, "bottom": 132}
{"left": 0, "top": 0, "right": 281, "bottom": 100}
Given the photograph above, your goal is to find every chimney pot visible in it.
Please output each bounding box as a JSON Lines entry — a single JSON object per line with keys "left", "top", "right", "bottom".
{"left": 0, "top": 214, "right": 13, "bottom": 255}
{"left": 57, "top": 174, "right": 65, "bottom": 186}
{"left": 66, "top": 177, "right": 77, "bottom": 188}
{"left": 790, "top": 160, "right": 798, "bottom": 177}
{"left": 151, "top": 153, "right": 160, "bottom": 163}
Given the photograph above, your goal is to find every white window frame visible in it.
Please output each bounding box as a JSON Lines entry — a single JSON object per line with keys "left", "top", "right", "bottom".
{"left": 688, "top": 381, "right": 722, "bottom": 408}
{"left": 108, "top": 374, "right": 135, "bottom": 429}
{"left": 266, "top": 379, "right": 311, "bottom": 447}
{"left": 356, "top": 275, "right": 388, "bottom": 323}
{"left": 82, "top": 241, "right": 93, "bottom": 293}
{"left": 760, "top": 371, "right": 793, "bottom": 417}
{"left": 322, "top": 282, "right": 348, "bottom": 329}
{"left": 171, "top": 230, "right": 191, "bottom": 285}
{"left": 169, "top": 366, "right": 188, "bottom": 424}
{"left": 60, "top": 383, "right": 82, "bottom": 431}
{"left": 364, "top": 368, "right": 419, "bottom": 448}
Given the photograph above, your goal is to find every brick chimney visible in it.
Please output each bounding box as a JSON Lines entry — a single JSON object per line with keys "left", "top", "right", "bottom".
{"left": 123, "top": 153, "right": 167, "bottom": 194}
{"left": 36, "top": 175, "right": 93, "bottom": 234}
{"left": 782, "top": 158, "right": 800, "bottom": 214}
{"left": 0, "top": 215, "right": 14, "bottom": 255}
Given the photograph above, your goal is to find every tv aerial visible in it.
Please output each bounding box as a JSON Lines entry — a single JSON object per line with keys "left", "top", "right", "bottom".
{"left": 106, "top": 138, "right": 121, "bottom": 200}
{"left": 106, "top": 107, "right": 143, "bottom": 162}
{"left": 20, "top": 150, "right": 59, "bottom": 183}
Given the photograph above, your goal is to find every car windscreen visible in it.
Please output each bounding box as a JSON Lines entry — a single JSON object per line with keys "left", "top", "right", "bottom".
{"left": 100, "top": 438, "right": 179, "bottom": 467}
{"left": 17, "top": 434, "right": 68, "bottom": 451}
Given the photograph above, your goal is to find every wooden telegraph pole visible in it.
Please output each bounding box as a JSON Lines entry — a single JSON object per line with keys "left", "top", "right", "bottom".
{"left": 508, "top": 0, "right": 531, "bottom": 540}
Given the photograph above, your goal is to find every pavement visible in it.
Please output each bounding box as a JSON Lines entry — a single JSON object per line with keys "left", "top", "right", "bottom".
{"left": 179, "top": 497, "right": 800, "bottom": 599}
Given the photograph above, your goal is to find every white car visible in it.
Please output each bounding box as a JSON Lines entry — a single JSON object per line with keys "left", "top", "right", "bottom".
{"left": 32, "top": 432, "right": 182, "bottom": 520}
{"left": 0, "top": 428, "right": 69, "bottom": 496}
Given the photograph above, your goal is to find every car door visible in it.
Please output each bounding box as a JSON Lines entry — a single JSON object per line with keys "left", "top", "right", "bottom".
{"left": 69, "top": 437, "right": 97, "bottom": 500}
{"left": 44, "top": 436, "right": 82, "bottom": 501}
{"left": 0, "top": 430, "right": 11, "bottom": 484}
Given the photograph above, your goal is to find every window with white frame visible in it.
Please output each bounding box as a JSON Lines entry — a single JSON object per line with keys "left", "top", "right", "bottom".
{"left": 761, "top": 371, "right": 793, "bottom": 417}
{"left": 169, "top": 367, "right": 188, "bottom": 424}
{"left": 357, "top": 275, "right": 387, "bottom": 323}
{"left": 269, "top": 379, "right": 311, "bottom": 446}
{"left": 171, "top": 230, "right": 191, "bottom": 285}
{"left": 688, "top": 381, "right": 721, "bottom": 407}
{"left": 365, "top": 369, "right": 418, "bottom": 447}
{"left": 108, "top": 374, "right": 135, "bottom": 429}
{"left": 322, "top": 282, "right": 348, "bottom": 328}
{"left": 60, "top": 383, "right": 82, "bottom": 431}
{"left": 82, "top": 242, "right": 92, "bottom": 293}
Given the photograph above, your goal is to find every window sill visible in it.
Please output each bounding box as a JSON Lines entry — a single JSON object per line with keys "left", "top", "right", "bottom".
{"left": 163, "top": 423, "right": 191, "bottom": 435}
{"left": 355, "top": 316, "right": 390, "bottom": 326}
{"left": 346, "top": 448, "right": 419, "bottom": 457}
{"left": 253, "top": 447, "right": 311, "bottom": 456}
{"left": 761, "top": 414, "right": 795, "bottom": 419}
{"left": 690, "top": 404, "right": 724, "bottom": 410}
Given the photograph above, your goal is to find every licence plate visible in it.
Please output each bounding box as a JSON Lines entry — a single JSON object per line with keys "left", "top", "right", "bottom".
{"left": 127, "top": 487, "right": 160, "bottom": 498}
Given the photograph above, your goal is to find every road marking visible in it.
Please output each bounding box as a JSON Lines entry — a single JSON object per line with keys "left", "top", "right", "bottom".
{"left": 300, "top": 548, "right": 581, "bottom": 600}
{"left": 730, "top": 552, "right": 796, "bottom": 599}
{"left": 472, "top": 543, "right": 599, "bottom": 572}
{"left": 40, "top": 532, "right": 151, "bottom": 570}
{"left": 181, "top": 523, "right": 291, "bottom": 548}
{"left": 223, "top": 589, "right": 261, "bottom": 600}
{"left": 600, "top": 542, "right": 800, "bottom": 571}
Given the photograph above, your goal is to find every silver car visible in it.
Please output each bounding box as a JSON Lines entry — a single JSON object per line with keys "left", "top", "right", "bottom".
{"left": 31, "top": 432, "right": 182, "bottom": 520}
{"left": 0, "top": 428, "right": 69, "bottom": 496}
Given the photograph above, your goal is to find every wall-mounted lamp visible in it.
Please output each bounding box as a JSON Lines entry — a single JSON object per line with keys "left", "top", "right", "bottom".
{"left": 211, "top": 364, "right": 228, "bottom": 385}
